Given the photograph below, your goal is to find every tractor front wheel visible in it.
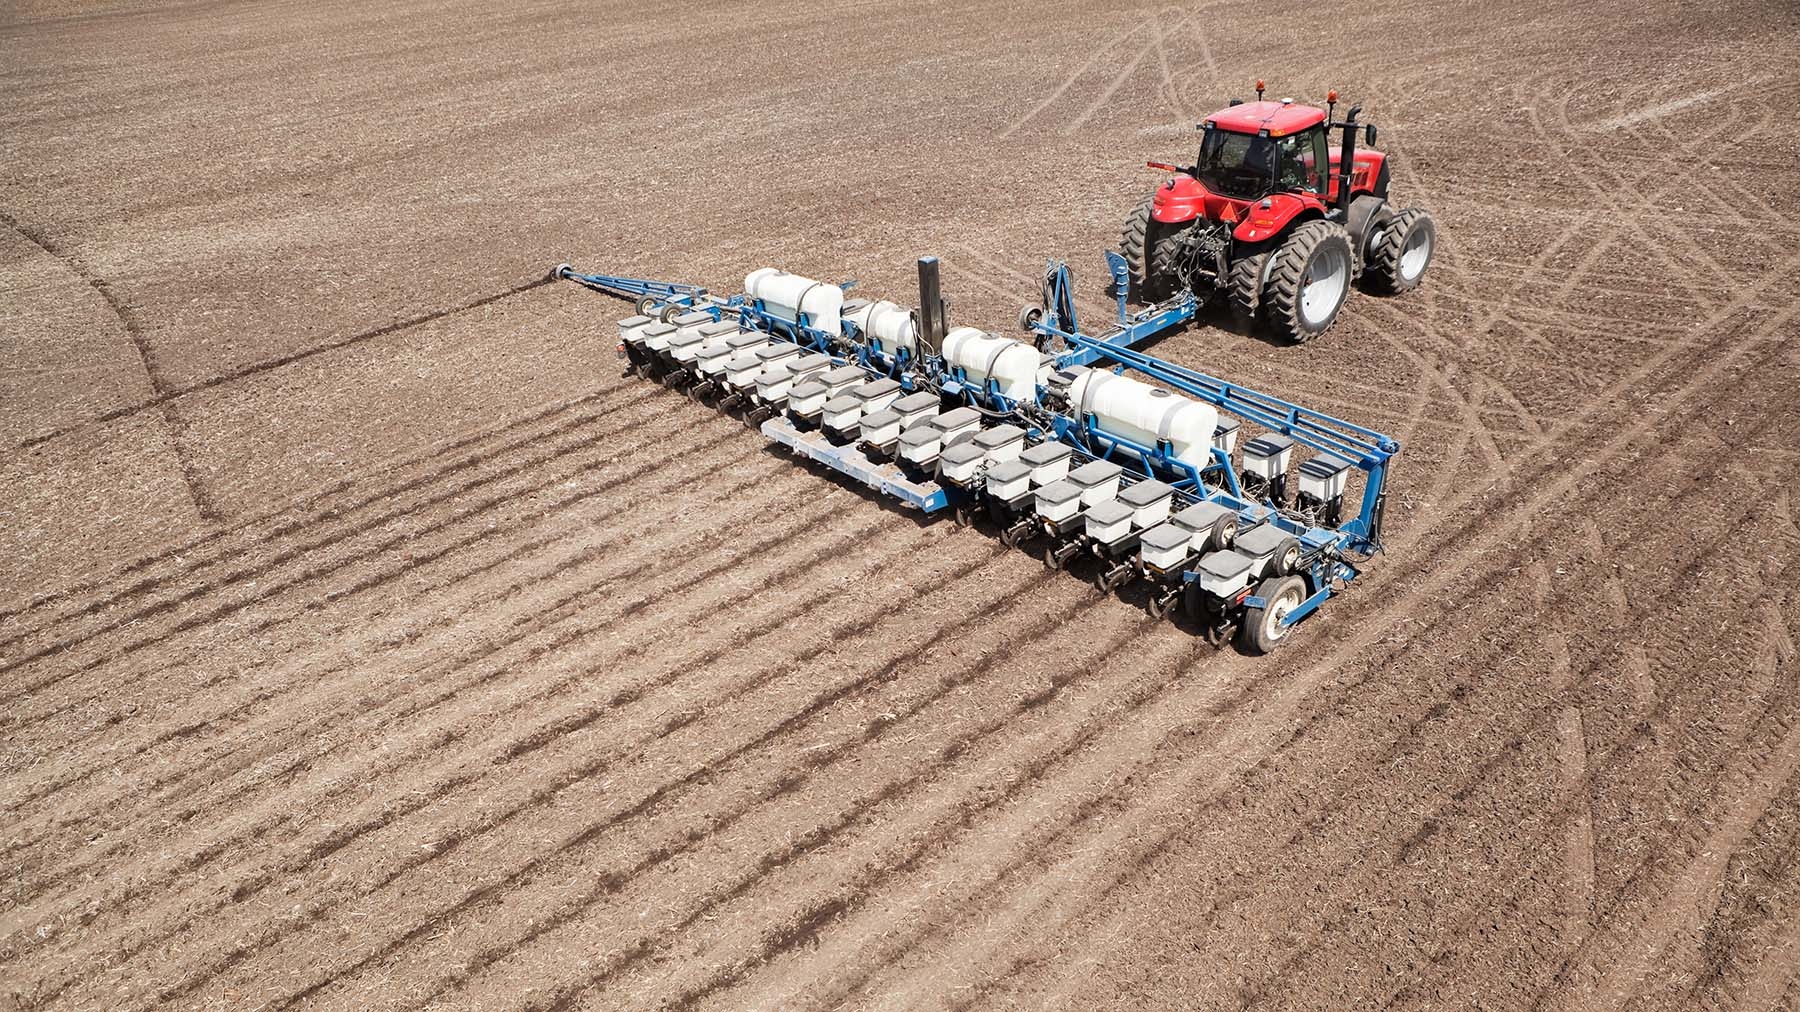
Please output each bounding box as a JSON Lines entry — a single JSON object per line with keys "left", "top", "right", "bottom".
{"left": 1365, "top": 208, "right": 1437, "bottom": 294}
{"left": 1264, "top": 221, "right": 1355, "bottom": 344}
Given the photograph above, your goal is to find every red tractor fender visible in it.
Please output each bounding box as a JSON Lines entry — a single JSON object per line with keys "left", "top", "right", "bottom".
{"left": 1232, "top": 191, "right": 1328, "bottom": 244}
{"left": 1150, "top": 174, "right": 1210, "bottom": 223}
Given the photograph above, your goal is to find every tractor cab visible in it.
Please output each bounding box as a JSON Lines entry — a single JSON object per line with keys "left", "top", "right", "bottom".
{"left": 1193, "top": 101, "right": 1331, "bottom": 202}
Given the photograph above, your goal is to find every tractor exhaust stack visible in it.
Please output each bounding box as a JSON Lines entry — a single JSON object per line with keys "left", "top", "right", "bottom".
{"left": 1336, "top": 104, "right": 1363, "bottom": 213}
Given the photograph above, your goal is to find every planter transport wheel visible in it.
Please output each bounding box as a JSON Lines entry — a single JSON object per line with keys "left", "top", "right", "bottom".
{"left": 1239, "top": 575, "right": 1307, "bottom": 654}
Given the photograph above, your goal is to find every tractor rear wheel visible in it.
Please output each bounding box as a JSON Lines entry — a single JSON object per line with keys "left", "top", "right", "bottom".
{"left": 1364, "top": 208, "right": 1436, "bottom": 294}
{"left": 1238, "top": 575, "right": 1306, "bottom": 654}
{"left": 1228, "top": 252, "right": 1271, "bottom": 321}
{"left": 1264, "top": 221, "right": 1355, "bottom": 344}
{"left": 1120, "top": 191, "right": 1181, "bottom": 302}
{"left": 1120, "top": 193, "right": 1153, "bottom": 300}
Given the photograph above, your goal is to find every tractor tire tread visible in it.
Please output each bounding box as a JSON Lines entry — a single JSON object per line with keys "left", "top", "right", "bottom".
{"left": 1365, "top": 207, "right": 1435, "bottom": 294}
{"left": 1120, "top": 193, "right": 1154, "bottom": 301}
{"left": 1264, "top": 220, "right": 1354, "bottom": 345}
{"left": 1228, "top": 253, "right": 1268, "bottom": 320}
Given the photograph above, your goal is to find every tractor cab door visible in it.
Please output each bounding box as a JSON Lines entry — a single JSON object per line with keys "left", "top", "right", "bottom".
{"left": 1277, "top": 126, "right": 1331, "bottom": 198}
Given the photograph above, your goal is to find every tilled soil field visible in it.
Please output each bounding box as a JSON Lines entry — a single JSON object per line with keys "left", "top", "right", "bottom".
{"left": 4, "top": 0, "right": 1799, "bottom": 1009}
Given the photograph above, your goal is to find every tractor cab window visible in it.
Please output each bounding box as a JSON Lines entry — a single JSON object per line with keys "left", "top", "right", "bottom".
{"left": 1195, "top": 124, "right": 1329, "bottom": 199}
{"left": 1275, "top": 127, "right": 1329, "bottom": 196}
{"left": 1195, "top": 126, "right": 1279, "bottom": 199}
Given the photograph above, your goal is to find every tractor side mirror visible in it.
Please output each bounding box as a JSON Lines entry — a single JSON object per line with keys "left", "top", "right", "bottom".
{"left": 1365, "top": 123, "right": 1377, "bottom": 144}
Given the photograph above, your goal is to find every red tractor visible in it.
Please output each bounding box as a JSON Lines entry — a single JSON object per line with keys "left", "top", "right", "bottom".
{"left": 1122, "top": 82, "right": 1436, "bottom": 343}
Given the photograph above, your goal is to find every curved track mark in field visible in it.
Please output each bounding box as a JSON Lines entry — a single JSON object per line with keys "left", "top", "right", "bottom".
{"left": 0, "top": 383, "right": 643, "bottom": 664}
{"left": 0, "top": 207, "right": 220, "bottom": 521}
{"left": 0, "top": 388, "right": 607, "bottom": 628}
{"left": 1541, "top": 83, "right": 1741, "bottom": 307}
{"left": 0, "top": 383, "right": 674, "bottom": 709}
{"left": 15, "top": 275, "right": 557, "bottom": 450}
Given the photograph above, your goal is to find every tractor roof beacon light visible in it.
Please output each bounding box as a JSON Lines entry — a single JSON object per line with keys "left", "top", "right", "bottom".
{"left": 1254, "top": 78, "right": 1265, "bottom": 100}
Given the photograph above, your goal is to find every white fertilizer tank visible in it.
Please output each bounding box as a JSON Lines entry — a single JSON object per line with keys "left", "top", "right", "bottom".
{"left": 744, "top": 268, "right": 844, "bottom": 337}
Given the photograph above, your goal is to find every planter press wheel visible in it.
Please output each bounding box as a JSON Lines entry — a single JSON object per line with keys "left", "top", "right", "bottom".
{"left": 1042, "top": 544, "right": 1064, "bottom": 571}
{"left": 1093, "top": 566, "right": 1127, "bottom": 595}
{"left": 1148, "top": 590, "right": 1176, "bottom": 620}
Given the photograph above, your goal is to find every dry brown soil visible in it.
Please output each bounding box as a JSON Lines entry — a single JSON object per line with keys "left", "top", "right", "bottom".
{"left": 4, "top": 0, "right": 1800, "bottom": 1009}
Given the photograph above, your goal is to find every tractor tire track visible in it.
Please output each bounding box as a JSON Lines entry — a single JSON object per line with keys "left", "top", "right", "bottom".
{"left": 0, "top": 208, "right": 219, "bottom": 521}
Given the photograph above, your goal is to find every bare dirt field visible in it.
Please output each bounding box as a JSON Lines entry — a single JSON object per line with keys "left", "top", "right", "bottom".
{"left": 4, "top": 0, "right": 1800, "bottom": 1009}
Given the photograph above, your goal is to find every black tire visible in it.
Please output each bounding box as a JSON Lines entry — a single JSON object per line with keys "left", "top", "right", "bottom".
{"left": 1120, "top": 192, "right": 1154, "bottom": 301}
{"left": 635, "top": 296, "right": 657, "bottom": 316}
{"left": 999, "top": 523, "right": 1022, "bottom": 548}
{"left": 953, "top": 503, "right": 975, "bottom": 529}
{"left": 1149, "top": 229, "right": 1194, "bottom": 299}
{"left": 1120, "top": 192, "right": 1181, "bottom": 302}
{"left": 1148, "top": 591, "right": 1176, "bottom": 620}
{"left": 1238, "top": 575, "right": 1307, "bottom": 654}
{"left": 1364, "top": 208, "right": 1436, "bottom": 294}
{"left": 1018, "top": 305, "right": 1043, "bottom": 332}
{"left": 1264, "top": 221, "right": 1355, "bottom": 344}
{"left": 1342, "top": 195, "right": 1392, "bottom": 279}
{"left": 1209, "top": 514, "right": 1238, "bottom": 553}
{"left": 1182, "top": 579, "right": 1204, "bottom": 622}
{"left": 1269, "top": 536, "right": 1302, "bottom": 577}
{"left": 1228, "top": 252, "right": 1269, "bottom": 320}
{"left": 1043, "top": 544, "right": 1064, "bottom": 571}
